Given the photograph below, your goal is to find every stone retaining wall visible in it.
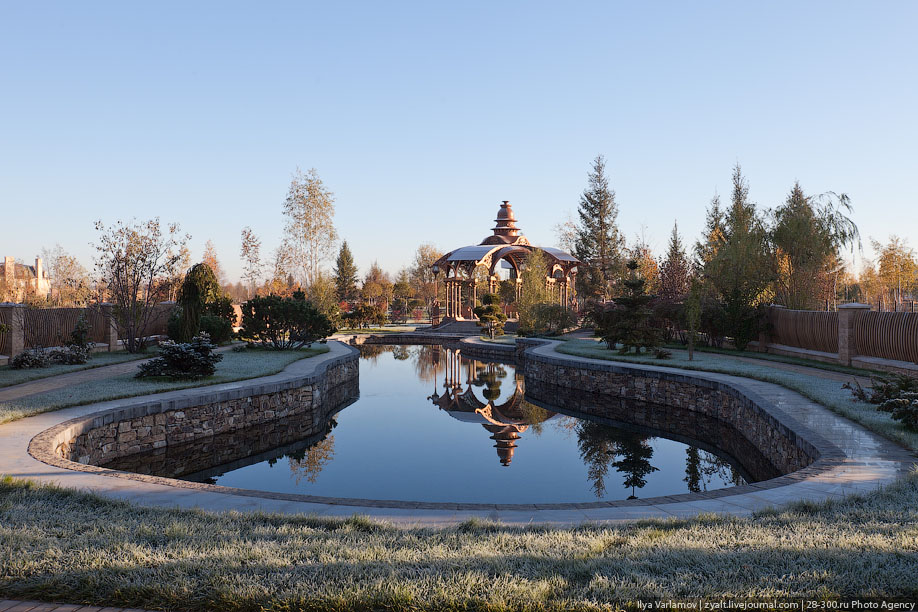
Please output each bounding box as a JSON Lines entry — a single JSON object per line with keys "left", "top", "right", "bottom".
{"left": 521, "top": 346, "right": 820, "bottom": 475}
{"left": 50, "top": 352, "right": 359, "bottom": 467}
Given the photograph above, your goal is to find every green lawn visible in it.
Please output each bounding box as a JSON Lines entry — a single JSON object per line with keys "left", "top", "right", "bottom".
{"left": 0, "top": 351, "right": 150, "bottom": 389}
{"left": 556, "top": 339, "right": 918, "bottom": 453}
{"left": 1, "top": 472, "right": 916, "bottom": 609}
{"left": 0, "top": 345, "right": 329, "bottom": 425}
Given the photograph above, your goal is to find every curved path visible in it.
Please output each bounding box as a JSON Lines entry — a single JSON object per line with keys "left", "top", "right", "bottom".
{"left": 1, "top": 341, "right": 915, "bottom": 526}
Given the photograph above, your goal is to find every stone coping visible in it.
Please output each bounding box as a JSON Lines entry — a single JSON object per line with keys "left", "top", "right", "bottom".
{"left": 3, "top": 339, "right": 915, "bottom": 526}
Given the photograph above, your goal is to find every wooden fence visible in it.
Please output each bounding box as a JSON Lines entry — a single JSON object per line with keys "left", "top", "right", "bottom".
{"left": 767, "top": 308, "right": 839, "bottom": 354}
{"left": 22, "top": 307, "right": 109, "bottom": 349}
{"left": 0, "top": 308, "right": 10, "bottom": 357}
{"left": 854, "top": 311, "right": 918, "bottom": 364}
{"left": 0, "top": 302, "right": 177, "bottom": 357}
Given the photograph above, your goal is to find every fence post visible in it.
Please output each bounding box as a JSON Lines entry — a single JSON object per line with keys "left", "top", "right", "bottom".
{"left": 100, "top": 303, "right": 119, "bottom": 351}
{"left": 837, "top": 303, "right": 870, "bottom": 366}
{"left": 0, "top": 303, "right": 26, "bottom": 357}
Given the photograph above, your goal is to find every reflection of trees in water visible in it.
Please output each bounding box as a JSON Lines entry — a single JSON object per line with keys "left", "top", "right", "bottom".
{"left": 518, "top": 401, "right": 550, "bottom": 436}
{"left": 577, "top": 422, "right": 658, "bottom": 499}
{"left": 358, "top": 344, "right": 390, "bottom": 364}
{"left": 287, "top": 435, "right": 336, "bottom": 485}
{"left": 391, "top": 346, "right": 411, "bottom": 361}
{"left": 683, "top": 447, "right": 743, "bottom": 492}
{"left": 472, "top": 363, "right": 508, "bottom": 401}
{"left": 411, "top": 345, "right": 442, "bottom": 385}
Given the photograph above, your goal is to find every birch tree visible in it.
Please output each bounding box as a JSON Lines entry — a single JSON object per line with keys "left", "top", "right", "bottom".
{"left": 282, "top": 168, "right": 338, "bottom": 287}
{"left": 239, "top": 227, "right": 263, "bottom": 298}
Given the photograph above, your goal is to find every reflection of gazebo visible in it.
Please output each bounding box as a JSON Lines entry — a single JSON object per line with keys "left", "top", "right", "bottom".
{"left": 431, "top": 201, "right": 580, "bottom": 321}
{"left": 427, "top": 348, "right": 555, "bottom": 466}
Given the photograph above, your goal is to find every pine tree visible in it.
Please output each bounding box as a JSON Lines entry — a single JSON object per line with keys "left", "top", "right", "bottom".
{"left": 333, "top": 241, "right": 359, "bottom": 303}
{"left": 574, "top": 155, "right": 625, "bottom": 300}
{"left": 659, "top": 222, "right": 691, "bottom": 301}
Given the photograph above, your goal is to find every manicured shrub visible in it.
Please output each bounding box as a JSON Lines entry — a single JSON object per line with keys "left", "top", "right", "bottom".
{"left": 10, "top": 344, "right": 91, "bottom": 368}
{"left": 48, "top": 345, "right": 91, "bottom": 365}
{"left": 199, "top": 315, "right": 233, "bottom": 344}
{"left": 473, "top": 293, "right": 507, "bottom": 339}
{"left": 878, "top": 393, "right": 918, "bottom": 430}
{"left": 239, "top": 292, "right": 335, "bottom": 349}
{"left": 10, "top": 349, "right": 51, "bottom": 369}
{"left": 136, "top": 333, "right": 222, "bottom": 379}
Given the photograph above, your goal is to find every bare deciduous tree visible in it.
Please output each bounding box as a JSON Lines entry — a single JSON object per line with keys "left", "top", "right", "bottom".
{"left": 93, "top": 218, "right": 189, "bottom": 352}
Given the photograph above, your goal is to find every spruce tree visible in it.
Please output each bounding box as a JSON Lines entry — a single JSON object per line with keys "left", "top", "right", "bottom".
{"left": 333, "top": 241, "right": 359, "bottom": 303}
{"left": 659, "top": 222, "right": 691, "bottom": 301}
{"left": 574, "top": 155, "right": 624, "bottom": 300}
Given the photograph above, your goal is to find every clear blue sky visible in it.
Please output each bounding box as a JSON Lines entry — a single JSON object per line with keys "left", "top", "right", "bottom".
{"left": 2, "top": 1, "right": 916, "bottom": 281}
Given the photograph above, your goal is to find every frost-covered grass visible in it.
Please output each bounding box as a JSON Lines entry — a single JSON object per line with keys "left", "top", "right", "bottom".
{"left": 557, "top": 339, "right": 918, "bottom": 453}
{"left": 0, "top": 345, "right": 329, "bottom": 425}
{"left": 1, "top": 473, "right": 917, "bottom": 609}
{"left": 481, "top": 334, "right": 517, "bottom": 344}
{"left": 0, "top": 351, "right": 150, "bottom": 389}
{"left": 661, "top": 342, "right": 880, "bottom": 377}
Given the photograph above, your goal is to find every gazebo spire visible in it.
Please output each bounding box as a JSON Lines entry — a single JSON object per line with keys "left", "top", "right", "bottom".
{"left": 491, "top": 200, "right": 520, "bottom": 239}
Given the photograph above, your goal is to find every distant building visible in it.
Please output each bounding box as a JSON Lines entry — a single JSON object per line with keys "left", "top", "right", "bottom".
{"left": 1, "top": 256, "right": 51, "bottom": 302}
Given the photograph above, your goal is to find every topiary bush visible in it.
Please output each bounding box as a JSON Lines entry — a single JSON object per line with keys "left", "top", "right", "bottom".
{"left": 135, "top": 333, "right": 222, "bottom": 379}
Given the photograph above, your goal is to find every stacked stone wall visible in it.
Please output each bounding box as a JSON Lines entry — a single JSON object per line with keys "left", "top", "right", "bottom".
{"left": 523, "top": 354, "right": 818, "bottom": 475}
{"left": 56, "top": 355, "right": 358, "bottom": 467}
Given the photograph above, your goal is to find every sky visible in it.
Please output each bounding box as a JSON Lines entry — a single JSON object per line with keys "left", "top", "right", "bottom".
{"left": 2, "top": 1, "right": 916, "bottom": 282}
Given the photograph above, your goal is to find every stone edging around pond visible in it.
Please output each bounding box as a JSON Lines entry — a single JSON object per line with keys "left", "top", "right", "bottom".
{"left": 11, "top": 339, "right": 917, "bottom": 526}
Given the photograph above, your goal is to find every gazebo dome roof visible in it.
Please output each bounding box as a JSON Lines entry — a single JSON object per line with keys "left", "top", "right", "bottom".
{"left": 431, "top": 201, "right": 581, "bottom": 277}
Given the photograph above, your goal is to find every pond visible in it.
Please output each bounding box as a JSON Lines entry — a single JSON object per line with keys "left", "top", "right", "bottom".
{"left": 103, "top": 344, "right": 757, "bottom": 504}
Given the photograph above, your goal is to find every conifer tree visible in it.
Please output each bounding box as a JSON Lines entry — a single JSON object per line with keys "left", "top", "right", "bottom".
{"left": 574, "top": 155, "right": 625, "bottom": 300}
{"left": 659, "top": 222, "right": 691, "bottom": 301}
{"left": 599, "top": 259, "right": 661, "bottom": 354}
{"left": 333, "top": 241, "right": 359, "bottom": 303}
{"left": 703, "top": 164, "right": 773, "bottom": 350}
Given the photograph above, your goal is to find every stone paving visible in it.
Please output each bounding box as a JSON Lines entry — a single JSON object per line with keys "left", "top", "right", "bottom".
{"left": 1, "top": 340, "right": 915, "bottom": 526}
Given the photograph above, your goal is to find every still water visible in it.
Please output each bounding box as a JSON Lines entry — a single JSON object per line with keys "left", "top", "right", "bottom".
{"left": 108, "top": 344, "right": 748, "bottom": 503}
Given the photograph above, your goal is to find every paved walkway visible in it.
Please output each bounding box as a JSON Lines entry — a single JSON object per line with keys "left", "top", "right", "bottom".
{"left": 0, "top": 359, "right": 151, "bottom": 404}
{"left": 0, "top": 600, "right": 154, "bottom": 612}
{"left": 3, "top": 340, "right": 915, "bottom": 526}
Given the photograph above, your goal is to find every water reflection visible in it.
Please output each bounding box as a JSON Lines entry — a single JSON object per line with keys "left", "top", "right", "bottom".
{"left": 426, "top": 347, "right": 554, "bottom": 466}
{"left": 104, "top": 344, "right": 753, "bottom": 503}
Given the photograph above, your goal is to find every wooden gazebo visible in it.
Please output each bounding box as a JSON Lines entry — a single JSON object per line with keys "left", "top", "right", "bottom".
{"left": 431, "top": 201, "right": 580, "bottom": 321}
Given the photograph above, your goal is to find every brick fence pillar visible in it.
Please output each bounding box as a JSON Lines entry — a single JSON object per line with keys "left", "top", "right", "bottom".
{"left": 0, "top": 302, "right": 26, "bottom": 357}
{"left": 100, "top": 303, "right": 119, "bottom": 351}
{"left": 837, "top": 303, "right": 870, "bottom": 366}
